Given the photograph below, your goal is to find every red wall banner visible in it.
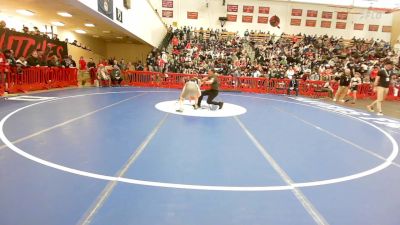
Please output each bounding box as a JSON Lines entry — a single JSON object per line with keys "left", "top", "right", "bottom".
{"left": 258, "top": 16, "right": 269, "bottom": 24}
{"left": 187, "top": 12, "right": 198, "bottom": 19}
{"left": 0, "top": 28, "right": 68, "bottom": 59}
{"left": 354, "top": 23, "right": 364, "bottom": 30}
{"left": 321, "top": 21, "right": 331, "bottom": 28}
{"left": 369, "top": 25, "right": 379, "bottom": 32}
{"left": 162, "top": 10, "right": 173, "bottom": 18}
{"left": 305, "top": 20, "right": 316, "bottom": 27}
{"left": 227, "top": 14, "right": 237, "bottom": 22}
{"left": 259, "top": 7, "right": 270, "bottom": 14}
{"left": 162, "top": 0, "right": 173, "bottom": 8}
{"left": 290, "top": 18, "right": 302, "bottom": 26}
{"left": 292, "top": 9, "right": 303, "bottom": 16}
{"left": 336, "top": 22, "right": 346, "bottom": 29}
{"left": 337, "top": 12, "right": 348, "bottom": 20}
{"left": 243, "top": 6, "right": 254, "bottom": 13}
{"left": 242, "top": 16, "right": 253, "bottom": 23}
{"left": 307, "top": 10, "right": 318, "bottom": 17}
{"left": 382, "top": 26, "right": 392, "bottom": 33}
{"left": 227, "top": 4, "right": 238, "bottom": 12}
{"left": 322, "top": 11, "right": 332, "bottom": 19}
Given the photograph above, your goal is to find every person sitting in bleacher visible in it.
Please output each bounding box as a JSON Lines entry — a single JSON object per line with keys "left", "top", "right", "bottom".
{"left": 110, "top": 65, "right": 123, "bottom": 86}
{"left": 97, "top": 64, "right": 110, "bottom": 87}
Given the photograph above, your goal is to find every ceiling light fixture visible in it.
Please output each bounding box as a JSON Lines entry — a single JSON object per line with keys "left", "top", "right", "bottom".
{"left": 51, "top": 21, "right": 65, "bottom": 26}
{"left": 16, "top": 9, "right": 35, "bottom": 16}
{"left": 92, "top": 35, "right": 100, "bottom": 38}
{"left": 102, "top": 30, "right": 111, "bottom": 33}
{"left": 116, "top": 36, "right": 123, "bottom": 39}
{"left": 75, "top": 29, "right": 86, "bottom": 34}
{"left": 58, "top": 12, "right": 72, "bottom": 17}
{"left": 85, "top": 23, "right": 95, "bottom": 27}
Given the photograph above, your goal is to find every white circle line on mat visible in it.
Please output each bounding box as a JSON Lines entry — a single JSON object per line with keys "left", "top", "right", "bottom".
{"left": 0, "top": 91, "right": 397, "bottom": 191}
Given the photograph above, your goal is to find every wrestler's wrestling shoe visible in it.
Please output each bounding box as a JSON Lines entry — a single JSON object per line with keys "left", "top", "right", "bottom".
{"left": 176, "top": 108, "right": 184, "bottom": 113}
{"left": 193, "top": 104, "right": 199, "bottom": 110}
{"left": 219, "top": 102, "right": 224, "bottom": 109}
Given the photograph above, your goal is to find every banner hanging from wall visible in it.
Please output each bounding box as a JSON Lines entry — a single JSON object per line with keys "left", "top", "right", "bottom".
{"left": 162, "top": 0, "right": 173, "bottom": 8}
{"left": 98, "top": 0, "right": 114, "bottom": 19}
{"left": 322, "top": 11, "right": 332, "bottom": 19}
{"left": 354, "top": 23, "right": 364, "bottom": 30}
{"left": 336, "top": 22, "right": 346, "bottom": 29}
{"left": 227, "top": 14, "right": 237, "bottom": 22}
{"left": 321, "top": 21, "right": 331, "bottom": 28}
{"left": 382, "top": 26, "right": 392, "bottom": 33}
{"left": 257, "top": 16, "right": 268, "bottom": 24}
{"left": 307, "top": 10, "right": 318, "bottom": 17}
{"left": 227, "top": 5, "right": 238, "bottom": 12}
{"left": 187, "top": 12, "right": 198, "bottom": 19}
{"left": 242, "top": 16, "right": 253, "bottom": 23}
{"left": 337, "top": 12, "right": 348, "bottom": 20}
{"left": 162, "top": 10, "right": 173, "bottom": 18}
{"left": 291, "top": 9, "right": 303, "bottom": 16}
{"left": 369, "top": 25, "right": 379, "bottom": 32}
{"left": 0, "top": 28, "right": 68, "bottom": 59}
{"left": 243, "top": 6, "right": 254, "bottom": 13}
{"left": 305, "top": 20, "right": 316, "bottom": 27}
{"left": 259, "top": 7, "right": 270, "bottom": 14}
{"left": 290, "top": 18, "right": 302, "bottom": 26}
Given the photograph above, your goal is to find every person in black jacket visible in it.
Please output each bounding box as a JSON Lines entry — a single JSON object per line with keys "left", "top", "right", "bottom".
{"left": 287, "top": 75, "right": 299, "bottom": 96}
{"left": 367, "top": 60, "right": 394, "bottom": 115}
{"left": 333, "top": 69, "right": 351, "bottom": 102}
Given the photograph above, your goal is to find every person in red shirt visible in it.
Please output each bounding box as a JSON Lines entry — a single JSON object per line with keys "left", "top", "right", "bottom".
{"left": 369, "top": 66, "right": 379, "bottom": 83}
{"left": 172, "top": 36, "right": 179, "bottom": 47}
{"left": 79, "top": 56, "right": 87, "bottom": 71}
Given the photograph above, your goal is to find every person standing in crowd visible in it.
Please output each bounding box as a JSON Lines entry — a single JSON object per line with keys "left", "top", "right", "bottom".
{"left": 333, "top": 69, "right": 351, "bottom": 102}
{"left": 367, "top": 60, "right": 394, "bottom": 115}
{"left": 287, "top": 75, "right": 299, "bottom": 96}
{"left": 196, "top": 69, "right": 224, "bottom": 110}
{"left": 79, "top": 56, "right": 87, "bottom": 71}
{"left": 346, "top": 72, "right": 362, "bottom": 104}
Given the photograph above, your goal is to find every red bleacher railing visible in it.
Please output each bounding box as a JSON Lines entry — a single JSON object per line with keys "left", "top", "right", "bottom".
{"left": 122, "top": 70, "right": 399, "bottom": 100}
{"left": 0, "top": 68, "right": 398, "bottom": 101}
{"left": 2, "top": 66, "right": 78, "bottom": 94}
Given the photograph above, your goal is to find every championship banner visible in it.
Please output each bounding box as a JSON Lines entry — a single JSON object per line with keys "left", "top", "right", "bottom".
{"left": 337, "top": 12, "right": 348, "bottom": 20}
{"left": 336, "top": 22, "right": 346, "bottom": 29}
{"left": 162, "top": 0, "right": 173, "bottom": 8}
{"left": 382, "top": 26, "right": 392, "bottom": 33}
{"left": 305, "top": 20, "right": 316, "bottom": 27}
{"left": 258, "top": 16, "right": 268, "bottom": 24}
{"left": 0, "top": 28, "right": 68, "bottom": 59}
{"left": 227, "top": 4, "right": 238, "bottom": 12}
{"left": 162, "top": 10, "right": 173, "bottom": 18}
{"left": 322, "top": 11, "right": 332, "bottom": 19}
{"left": 227, "top": 14, "right": 237, "bottom": 22}
{"left": 291, "top": 9, "right": 303, "bottom": 16}
{"left": 369, "top": 25, "right": 379, "bottom": 32}
{"left": 98, "top": 0, "right": 113, "bottom": 19}
{"left": 187, "top": 12, "right": 198, "bottom": 19}
{"left": 259, "top": 7, "right": 270, "bottom": 14}
{"left": 243, "top": 6, "right": 254, "bottom": 13}
{"left": 290, "top": 18, "right": 301, "bottom": 26}
{"left": 321, "top": 21, "right": 331, "bottom": 28}
{"left": 307, "top": 10, "right": 318, "bottom": 17}
{"left": 354, "top": 23, "right": 364, "bottom": 30}
{"left": 242, "top": 15, "right": 253, "bottom": 23}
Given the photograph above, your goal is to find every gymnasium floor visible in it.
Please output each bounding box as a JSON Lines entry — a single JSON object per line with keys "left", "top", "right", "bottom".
{"left": 0, "top": 87, "right": 399, "bottom": 225}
